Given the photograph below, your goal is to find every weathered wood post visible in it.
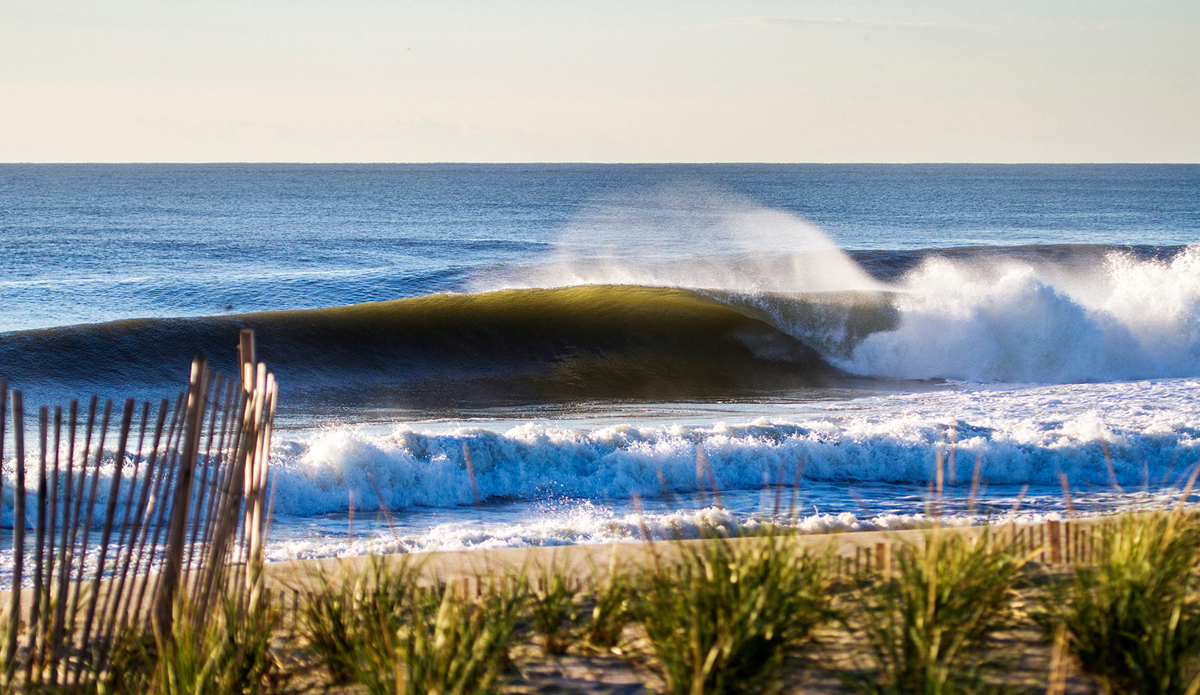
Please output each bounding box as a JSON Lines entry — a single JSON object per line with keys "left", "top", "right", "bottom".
{"left": 4, "top": 389, "right": 23, "bottom": 682}
{"left": 1047, "top": 519, "right": 1063, "bottom": 565}
{"left": 153, "top": 359, "right": 209, "bottom": 638}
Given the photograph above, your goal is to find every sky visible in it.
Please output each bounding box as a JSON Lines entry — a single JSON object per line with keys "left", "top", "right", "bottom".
{"left": 1, "top": 0, "right": 1196, "bottom": 163}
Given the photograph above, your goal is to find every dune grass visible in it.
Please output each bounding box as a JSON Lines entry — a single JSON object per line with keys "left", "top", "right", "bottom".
{"left": 1041, "top": 512, "right": 1200, "bottom": 695}
{"left": 296, "top": 556, "right": 527, "bottom": 695}
{"left": 295, "top": 556, "right": 422, "bottom": 687}
{"left": 582, "top": 545, "right": 632, "bottom": 651}
{"left": 42, "top": 510, "right": 1200, "bottom": 695}
{"left": 148, "top": 596, "right": 283, "bottom": 695}
{"left": 93, "top": 589, "right": 285, "bottom": 695}
{"left": 845, "top": 528, "right": 1026, "bottom": 695}
{"left": 632, "top": 531, "right": 833, "bottom": 695}
{"left": 528, "top": 556, "right": 581, "bottom": 657}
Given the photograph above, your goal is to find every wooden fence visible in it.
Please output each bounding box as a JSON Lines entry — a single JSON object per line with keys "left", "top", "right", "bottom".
{"left": 828, "top": 518, "right": 1100, "bottom": 577}
{"left": 0, "top": 330, "right": 277, "bottom": 688}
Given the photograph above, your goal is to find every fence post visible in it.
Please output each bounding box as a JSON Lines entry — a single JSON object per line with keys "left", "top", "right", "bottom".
{"left": 875, "top": 542, "right": 891, "bottom": 573}
{"left": 5, "top": 391, "right": 24, "bottom": 683}
{"left": 1047, "top": 519, "right": 1062, "bottom": 565}
{"left": 153, "top": 359, "right": 209, "bottom": 638}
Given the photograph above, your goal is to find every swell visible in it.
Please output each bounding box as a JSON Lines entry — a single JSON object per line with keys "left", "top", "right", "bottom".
{"left": 0, "top": 285, "right": 885, "bottom": 406}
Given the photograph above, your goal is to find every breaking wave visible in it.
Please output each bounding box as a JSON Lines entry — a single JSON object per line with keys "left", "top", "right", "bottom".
{"left": 265, "top": 377, "right": 1200, "bottom": 515}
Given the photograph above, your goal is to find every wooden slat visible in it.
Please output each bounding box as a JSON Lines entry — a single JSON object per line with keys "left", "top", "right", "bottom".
{"left": 40, "top": 406, "right": 63, "bottom": 683}
{"left": 62, "top": 395, "right": 98, "bottom": 685}
{"left": 127, "top": 392, "right": 186, "bottom": 628}
{"left": 77, "top": 398, "right": 135, "bottom": 674}
{"left": 186, "top": 372, "right": 224, "bottom": 573}
{"left": 97, "top": 401, "right": 153, "bottom": 652}
{"left": 47, "top": 399, "right": 78, "bottom": 686}
{"left": 25, "top": 406, "right": 50, "bottom": 682}
{"left": 154, "top": 360, "right": 209, "bottom": 636}
{"left": 115, "top": 399, "right": 171, "bottom": 632}
{"left": 68, "top": 398, "right": 112, "bottom": 684}
{"left": 4, "top": 390, "right": 25, "bottom": 682}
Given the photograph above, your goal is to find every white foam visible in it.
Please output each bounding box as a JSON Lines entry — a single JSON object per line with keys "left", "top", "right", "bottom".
{"left": 482, "top": 186, "right": 1200, "bottom": 385}
{"left": 9, "top": 378, "right": 1198, "bottom": 531}
{"left": 263, "top": 378, "right": 1200, "bottom": 517}
{"left": 264, "top": 503, "right": 982, "bottom": 561}
{"left": 843, "top": 248, "right": 1200, "bottom": 383}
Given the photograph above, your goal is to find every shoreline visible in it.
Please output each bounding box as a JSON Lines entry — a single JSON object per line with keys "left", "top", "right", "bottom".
{"left": 0, "top": 516, "right": 1101, "bottom": 601}
{"left": 0, "top": 522, "right": 997, "bottom": 617}
{"left": 262, "top": 515, "right": 1093, "bottom": 592}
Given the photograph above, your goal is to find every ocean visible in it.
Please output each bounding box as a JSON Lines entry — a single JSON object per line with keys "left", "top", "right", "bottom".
{"left": 2, "top": 163, "right": 1199, "bottom": 562}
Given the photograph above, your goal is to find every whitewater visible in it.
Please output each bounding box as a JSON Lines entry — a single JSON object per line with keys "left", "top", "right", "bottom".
{"left": 1, "top": 163, "right": 1197, "bottom": 561}
{"left": 262, "top": 252, "right": 1200, "bottom": 557}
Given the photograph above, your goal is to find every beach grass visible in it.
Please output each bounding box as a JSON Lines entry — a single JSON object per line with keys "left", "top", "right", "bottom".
{"left": 295, "top": 555, "right": 423, "bottom": 687}
{"left": 85, "top": 588, "right": 285, "bottom": 695}
{"left": 581, "top": 545, "right": 632, "bottom": 651}
{"left": 296, "top": 556, "right": 527, "bottom": 695}
{"left": 16, "top": 512, "right": 1200, "bottom": 694}
{"left": 844, "top": 527, "right": 1026, "bottom": 695}
{"left": 527, "top": 555, "right": 582, "bottom": 657}
{"left": 632, "top": 529, "right": 833, "bottom": 695}
{"left": 1040, "top": 511, "right": 1200, "bottom": 695}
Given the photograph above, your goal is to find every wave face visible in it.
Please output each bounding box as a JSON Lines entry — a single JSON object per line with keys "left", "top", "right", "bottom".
{"left": 0, "top": 285, "right": 858, "bottom": 405}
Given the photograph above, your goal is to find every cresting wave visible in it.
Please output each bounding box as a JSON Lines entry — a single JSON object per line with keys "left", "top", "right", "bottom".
{"left": 3, "top": 379, "right": 1196, "bottom": 544}
{"left": 0, "top": 285, "right": 864, "bottom": 405}
{"left": 2, "top": 244, "right": 1200, "bottom": 403}
{"left": 493, "top": 241, "right": 1200, "bottom": 385}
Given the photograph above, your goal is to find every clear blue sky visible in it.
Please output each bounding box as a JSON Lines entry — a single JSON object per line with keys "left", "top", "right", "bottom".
{"left": 2, "top": 0, "right": 1196, "bottom": 162}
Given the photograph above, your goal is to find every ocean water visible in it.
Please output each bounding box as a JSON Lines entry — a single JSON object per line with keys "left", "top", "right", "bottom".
{"left": 1, "top": 163, "right": 1199, "bottom": 561}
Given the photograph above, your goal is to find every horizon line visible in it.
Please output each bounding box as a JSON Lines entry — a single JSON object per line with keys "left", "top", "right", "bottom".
{"left": 1, "top": 161, "right": 1196, "bottom": 166}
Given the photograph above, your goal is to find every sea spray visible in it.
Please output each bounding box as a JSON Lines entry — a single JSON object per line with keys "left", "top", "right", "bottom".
{"left": 491, "top": 183, "right": 885, "bottom": 295}
{"left": 841, "top": 247, "right": 1200, "bottom": 382}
